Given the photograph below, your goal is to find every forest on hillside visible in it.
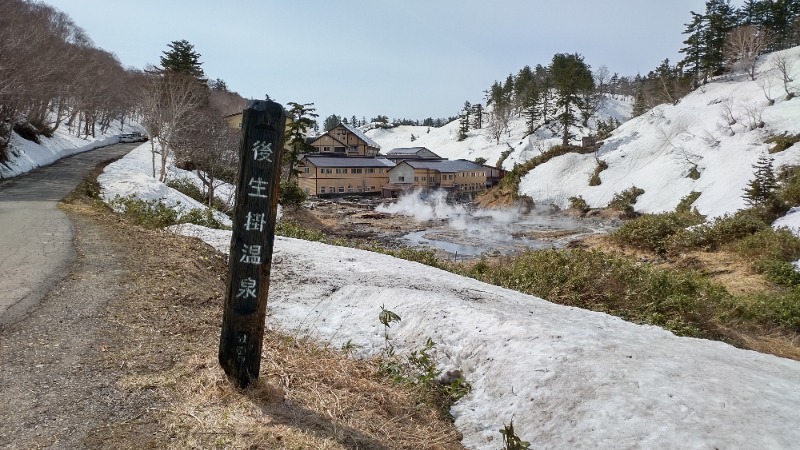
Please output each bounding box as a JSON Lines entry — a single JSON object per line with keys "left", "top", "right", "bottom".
{"left": 474, "top": 0, "right": 800, "bottom": 147}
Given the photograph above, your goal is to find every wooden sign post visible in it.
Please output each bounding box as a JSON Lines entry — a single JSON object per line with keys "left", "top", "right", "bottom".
{"left": 219, "top": 100, "right": 286, "bottom": 388}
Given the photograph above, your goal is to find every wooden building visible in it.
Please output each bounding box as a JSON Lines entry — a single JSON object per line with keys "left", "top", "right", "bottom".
{"left": 383, "top": 159, "right": 489, "bottom": 197}
{"left": 308, "top": 122, "right": 381, "bottom": 157}
{"left": 384, "top": 147, "right": 442, "bottom": 163}
{"left": 296, "top": 155, "right": 395, "bottom": 196}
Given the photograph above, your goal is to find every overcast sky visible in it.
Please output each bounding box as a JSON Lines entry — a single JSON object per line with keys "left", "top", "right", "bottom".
{"left": 45, "top": 1, "right": 736, "bottom": 124}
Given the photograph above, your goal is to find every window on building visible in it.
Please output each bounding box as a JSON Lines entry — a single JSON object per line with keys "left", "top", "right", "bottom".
{"left": 347, "top": 186, "right": 353, "bottom": 192}
{"left": 338, "top": 186, "right": 345, "bottom": 193}
{"left": 352, "top": 168, "right": 362, "bottom": 174}
{"left": 323, "top": 146, "right": 331, "bottom": 152}
{"left": 367, "top": 168, "right": 375, "bottom": 173}
{"left": 356, "top": 186, "right": 363, "bottom": 192}
{"left": 303, "top": 167, "right": 309, "bottom": 173}
{"left": 334, "top": 147, "right": 345, "bottom": 153}
{"left": 336, "top": 168, "right": 345, "bottom": 174}
{"left": 320, "top": 187, "right": 326, "bottom": 194}
{"left": 398, "top": 176, "right": 405, "bottom": 182}
{"left": 422, "top": 176, "right": 426, "bottom": 181}
{"left": 414, "top": 176, "right": 418, "bottom": 182}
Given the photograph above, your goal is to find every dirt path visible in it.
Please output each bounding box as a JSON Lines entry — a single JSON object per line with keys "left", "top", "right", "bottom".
{"left": 0, "top": 205, "right": 163, "bottom": 448}
{"left": 0, "top": 143, "right": 138, "bottom": 324}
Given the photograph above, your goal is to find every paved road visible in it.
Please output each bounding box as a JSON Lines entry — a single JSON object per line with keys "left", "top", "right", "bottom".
{"left": 0, "top": 143, "right": 138, "bottom": 326}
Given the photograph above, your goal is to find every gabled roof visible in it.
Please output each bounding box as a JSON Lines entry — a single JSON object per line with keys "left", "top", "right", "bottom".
{"left": 395, "top": 159, "right": 485, "bottom": 173}
{"left": 339, "top": 122, "right": 381, "bottom": 149}
{"left": 385, "top": 147, "right": 441, "bottom": 158}
{"left": 300, "top": 155, "right": 395, "bottom": 168}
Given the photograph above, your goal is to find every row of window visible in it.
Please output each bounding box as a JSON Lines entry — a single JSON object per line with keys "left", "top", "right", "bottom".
{"left": 314, "top": 168, "right": 385, "bottom": 174}
{"left": 319, "top": 185, "right": 376, "bottom": 194}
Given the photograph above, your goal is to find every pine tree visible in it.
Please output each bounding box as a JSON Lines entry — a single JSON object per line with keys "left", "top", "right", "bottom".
{"left": 323, "top": 114, "right": 341, "bottom": 131}
{"left": 284, "top": 102, "right": 318, "bottom": 181}
{"left": 744, "top": 154, "right": 779, "bottom": 208}
{"left": 680, "top": 11, "right": 707, "bottom": 86}
{"left": 471, "top": 103, "right": 483, "bottom": 129}
{"left": 703, "top": 0, "right": 738, "bottom": 77}
{"left": 159, "top": 39, "right": 206, "bottom": 81}
{"left": 549, "top": 53, "right": 594, "bottom": 147}
{"left": 458, "top": 101, "right": 471, "bottom": 141}
{"left": 210, "top": 78, "right": 228, "bottom": 92}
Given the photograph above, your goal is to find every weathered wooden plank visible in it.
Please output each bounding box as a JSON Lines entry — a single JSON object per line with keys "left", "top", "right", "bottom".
{"left": 219, "top": 100, "right": 286, "bottom": 388}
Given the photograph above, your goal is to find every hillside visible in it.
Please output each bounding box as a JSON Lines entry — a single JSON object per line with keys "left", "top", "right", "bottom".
{"left": 365, "top": 98, "right": 631, "bottom": 169}
{"left": 367, "top": 46, "right": 800, "bottom": 223}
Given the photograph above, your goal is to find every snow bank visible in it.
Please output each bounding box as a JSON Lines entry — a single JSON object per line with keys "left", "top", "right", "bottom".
{"left": 174, "top": 224, "right": 800, "bottom": 449}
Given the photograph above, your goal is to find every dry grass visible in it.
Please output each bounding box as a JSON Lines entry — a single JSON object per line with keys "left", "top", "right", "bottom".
{"left": 577, "top": 234, "right": 772, "bottom": 295}
{"left": 65, "top": 172, "right": 464, "bottom": 449}
{"left": 572, "top": 233, "right": 800, "bottom": 360}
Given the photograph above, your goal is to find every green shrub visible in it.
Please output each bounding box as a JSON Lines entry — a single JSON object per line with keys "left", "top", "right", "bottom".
{"left": 735, "top": 228, "right": 800, "bottom": 287}
{"left": 754, "top": 260, "right": 800, "bottom": 287}
{"left": 180, "top": 208, "right": 228, "bottom": 229}
{"left": 588, "top": 160, "right": 608, "bottom": 186}
{"left": 109, "top": 196, "right": 180, "bottom": 229}
{"left": 166, "top": 178, "right": 205, "bottom": 204}
{"left": 611, "top": 212, "right": 703, "bottom": 254}
{"left": 679, "top": 209, "right": 768, "bottom": 250}
{"left": 568, "top": 196, "right": 590, "bottom": 213}
{"left": 687, "top": 165, "right": 701, "bottom": 180}
{"left": 279, "top": 180, "right": 307, "bottom": 206}
{"left": 460, "top": 248, "right": 727, "bottom": 337}
{"left": 736, "top": 289, "right": 800, "bottom": 330}
{"left": 608, "top": 186, "right": 645, "bottom": 214}
{"left": 736, "top": 227, "right": 800, "bottom": 262}
{"left": 109, "top": 195, "right": 229, "bottom": 229}
{"left": 675, "top": 191, "right": 702, "bottom": 214}
{"left": 766, "top": 133, "right": 800, "bottom": 153}
{"left": 496, "top": 148, "right": 513, "bottom": 169}
{"left": 275, "top": 221, "right": 326, "bottom": 241}
{"left": 777, "top": 165, "right": 800, "bottom": 206}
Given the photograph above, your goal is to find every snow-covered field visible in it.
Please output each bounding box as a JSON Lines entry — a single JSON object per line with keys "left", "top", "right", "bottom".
{"left": 94, "top": 133, "right": 800, "bottom": 449}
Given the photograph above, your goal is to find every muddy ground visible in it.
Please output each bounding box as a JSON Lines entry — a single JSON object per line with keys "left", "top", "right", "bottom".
{"left": 284, "top": 196, "right": 616, "bottom": 262}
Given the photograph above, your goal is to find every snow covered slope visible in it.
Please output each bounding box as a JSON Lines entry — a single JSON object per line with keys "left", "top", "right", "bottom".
{"left": 522, "top": 46, "right": 800, "bottom": 219}
{"left": 366, "top": 97, "right": 631, "bottom": 169}
{"left": 0, "top": 121, "right": 137, "bottom": 179}
{"left": 368, "top": 46, "right": 800, "bottom": 221}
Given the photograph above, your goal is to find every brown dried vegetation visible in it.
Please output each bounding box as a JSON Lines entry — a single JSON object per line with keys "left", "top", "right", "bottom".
{"left": 64, "top": 172, "right": 464, "bottom": 449}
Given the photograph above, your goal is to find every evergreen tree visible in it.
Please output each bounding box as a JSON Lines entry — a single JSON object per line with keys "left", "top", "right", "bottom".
{"left": 471, "top": 103, "right": 484, "bottom": 129}
{"left": 736, "top": 0, "right": 766, "bottom": 25}
{"left": 209, "top": 78, "right": 228, "bottom": 92}
{"left": 549, "top": 53, "right": 594, "bottom": 147}
{"left": 159, "top": 39, "right": 206, "bottom": 81}
{"left": 703, "top": 0, "right": 738, "bottom": 77}
{"left": 744, "top": 153, "right": 779, "bottom": 209}
{"left": 680, "top": 11, "right": 706, "bottom": 86}
{"left": 458, "top": 101, "right": 471, "bottom": 141}
{"left": 284, "top": 102, "right": 318, "bottom": 181}
{"left": 762, "top": 0, "right": 800, "bottom": 50}
{"left": 323, "top": 114, "right": 341, "bottom": 131}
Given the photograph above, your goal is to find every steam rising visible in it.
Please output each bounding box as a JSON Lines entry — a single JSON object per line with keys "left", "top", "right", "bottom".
{"left": 376, "top": 188, "right": 607, "bottom": 257}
